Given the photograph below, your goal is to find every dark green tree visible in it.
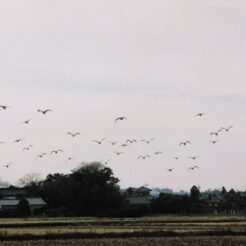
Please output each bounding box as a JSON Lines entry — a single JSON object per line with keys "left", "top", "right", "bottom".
{"left": 221, "top": 186, "right": 227, "bottom": 196}
{"left": 189, "top": 186, "right": 203, "bottom": 214}
{"left": 37, "top": 162, "right": 123, "bottom": 216}
{"left": 221, "top": 189, "right": 240, "bottom": 213}
{"left": 190, "top": 186, "right": 200, "bottom": 201}
{"left": 16, "top": 198, "right": 31, "bottom": 217}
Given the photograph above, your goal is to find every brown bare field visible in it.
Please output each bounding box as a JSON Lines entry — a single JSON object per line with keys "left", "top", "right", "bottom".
{"left": 0, "top": 216, "right": 246, "bottom": 245}
{"left": 1, "top": 237, "right": 246, "bottom": 246}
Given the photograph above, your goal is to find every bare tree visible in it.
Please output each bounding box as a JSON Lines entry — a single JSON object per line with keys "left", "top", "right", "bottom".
{"left": 16, "top": 173, "right": 42, "bottom": 187}
{"left": 0, "top": 178, "right": 11, "bottom": 188}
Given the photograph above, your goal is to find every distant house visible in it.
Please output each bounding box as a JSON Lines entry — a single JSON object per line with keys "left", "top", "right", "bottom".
{"left": 0, "top": 197, "right": 46, "bottom": 216}
{"left": 0, "top": 187, "right": 46, "bottom": 216}
{"left": 126, "top": 187, "right": 153, "bottom": 205}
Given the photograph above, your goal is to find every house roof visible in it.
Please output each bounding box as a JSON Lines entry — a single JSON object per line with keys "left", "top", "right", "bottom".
{"left": 0, "top": 200, "right": 19, "bottom": 206}
{"left": 26, "top": 198, "right": 46, "bottom": 206}
{"left": 136, "top": 187, "right": 152, "bottom": 192}
{"left": 0, "top": 197, "right": 46, "bottom": 206}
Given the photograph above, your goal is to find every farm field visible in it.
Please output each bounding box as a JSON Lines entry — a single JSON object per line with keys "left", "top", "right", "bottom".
{"left": 2, "top": 237, "right": 246, "bottom": 246}
{"left": 0, "top": 216, "right": 246, "bottom": 245}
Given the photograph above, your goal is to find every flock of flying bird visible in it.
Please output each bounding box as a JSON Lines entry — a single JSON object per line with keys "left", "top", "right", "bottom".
{"left": 92, "top": 113, "right": 233, "bottom": 173}
{"left": 165, "top": 113, "right": 234, "bottom": 172}
{"left": 0, "top": 105, "right": 234, "bottom": 176}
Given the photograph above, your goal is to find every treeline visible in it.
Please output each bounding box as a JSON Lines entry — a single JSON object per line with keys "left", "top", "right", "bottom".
{"left": 151, "top": 186, "right": 246, "bottom": 215}
{"left": 18, "top": 162, "right": 246, "bottom": 217}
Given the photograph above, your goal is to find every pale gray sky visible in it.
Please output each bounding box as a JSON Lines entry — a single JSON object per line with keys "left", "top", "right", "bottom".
{"left": 0, "top": 1, "right": 246, "bottom": 191}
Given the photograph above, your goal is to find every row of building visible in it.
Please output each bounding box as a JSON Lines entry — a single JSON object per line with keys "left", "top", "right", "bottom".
{"left": 0, "top": 186, "right": 153, "bottom": 216}
{"left": 0, "top": 186, "right": 228, "bottom": 216}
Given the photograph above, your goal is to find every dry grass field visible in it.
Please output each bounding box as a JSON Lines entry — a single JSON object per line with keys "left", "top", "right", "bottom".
{"left": 2, "top": 237, "right": 246, "bottom": 246}
{"left": 0, "top": 216, "right": 246, "bottom": 245}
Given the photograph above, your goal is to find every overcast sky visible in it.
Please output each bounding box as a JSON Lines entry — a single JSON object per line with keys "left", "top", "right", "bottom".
{"left": 0, "top": 1, "right": 246, "bottom": 191}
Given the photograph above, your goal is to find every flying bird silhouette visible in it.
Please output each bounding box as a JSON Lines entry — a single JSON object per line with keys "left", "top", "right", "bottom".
{"left": 166, "top": 168, "right": 175, "bottom": 172}
{"left": 210, "top": 140, "right": 219, "bottom": 144}
{"left": 210, "top": 129, "right": 222, "bottom": 136}
{"left": 179, "top": 141, "right": 191, "bottom": 146}
{"left": 0, "top": 105, "right": 10, "bottom": 110}
{"left": 2, "top": 162, "right": 12, "bottom": 168}
{"left": 195, "top": 113, "right": 205, "bottom": 117}
{"left": 154, "top": 151, "right": 162, "bottom": 155}
{"left": 14, "top": 139, "right": 23, "bottom": 143}
{"left": 37, "top": 109, "right": 52, "bottom": 114}
{"left": 126, "top": 139, "right": 137, "bottom": 144}
{"left": 220, "top": 125, "right": 234, "bottom": 132}
{"left": 189, "top": 156, "right": 198, "bottom": 160}
{"left": 50, "top": 149, "right": 63, "bottom": 154}
{"left": 189, "top": 165, "right": 199, "bottom": 170}
{"left": 141, "top": 138, "right": 154, "bottom": 144}
{"left": 22, "top": 119, "right": 32, "bottom": 124}
{"left": 104, "top": 159, "right": 112, "bottom": 165}
{"left": 138, "top": 155, "right": 151, "bottom": 160}
{"left": 37, "top": 153, "right": 47, "bottom": 159}
{"left": 67, "top": 132, "right": 80, "bottom": 138}
{"left": 114, "top": 151, "right": 123, "bottom": 156}
{"left": 120, "top": 144, "right": 129, "bottom": 147}
{"left": 93, "top": 138, "right": 106, "bottom": 145}
{"left": 108, "top": 141, "right": 117, "bottom": 146}
{"left": 23, "top": 147, "right": 31, "bottom": 151}
{"left": 114, "top": 117, "right": 127, "bottom": 123}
